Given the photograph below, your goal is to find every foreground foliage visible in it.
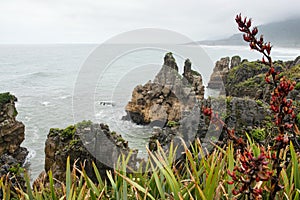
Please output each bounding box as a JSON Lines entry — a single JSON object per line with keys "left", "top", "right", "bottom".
{"left": 1, "top": 138, "right": 300, "bottom": 199}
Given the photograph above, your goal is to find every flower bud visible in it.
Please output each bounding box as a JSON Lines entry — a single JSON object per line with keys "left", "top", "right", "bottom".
{"left": 252, "top": 27, "right": 258, "bottom": 35}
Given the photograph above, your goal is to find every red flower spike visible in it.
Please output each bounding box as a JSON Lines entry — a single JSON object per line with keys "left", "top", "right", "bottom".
{"left": 227, "top": 180, "right": 234, "bottom": 185}
{"left": 250, "top": 42, "right": 257, "bottom": 49}
{"left": 269, "top": 67, "right": 275, "bottom": 75}
{"left": 260, "top": 35, "right": 264, "bottom": 43}
{"left": 231, "top": 14, "right": 298, "bottom": 198}
{"left": 265, "top": 76, "right": 271, "bottom": 84}
{"left": 266, "top": 42, "right": 271, "bottom": 55}
{"left": 246, "top": 18, "right": 252, "bottom": 28}
{"left": 243, "top": 34, "right": 251, "bottom": 42}
{"left": 252, "top": 27, "right": 258, "bottom": 35}
{"left": 232, "top": 190, "right": 239, "bottom": 195}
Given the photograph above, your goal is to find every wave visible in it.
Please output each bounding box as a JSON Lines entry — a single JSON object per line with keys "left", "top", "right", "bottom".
{"left": 202, "top": 45, "right": 300, "bottom": 61}
{"left": 18, "top": 71, "right": 55, "bottom": 79}
{"left": 54, "top": 94, "right": 71, "bottom": 100}
{"left": 41, "top": 101, "right": 50, "bottom": 106}
{"left": 23, "top": 149, "right": 36, "bottom": 167}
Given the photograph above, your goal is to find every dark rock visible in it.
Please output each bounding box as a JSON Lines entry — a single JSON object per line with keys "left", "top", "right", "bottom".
{"left": 293, "top": 56, "right": 300, "bottom": 66}
{"left": 0, "top": 93, "right": 28, "bottom": 193}
{"left": 164, "top": 52, "right": 178, "bottom": 71}
{"left": 40, "top": 122, "right": 138, "bottom": 183}
{"left": 0, "top": 93, "right": 28, "bottom": 164}
{"left": 182, "top": 59, "right": 205, "bottom": 100}
{"left": 149, "top": 120, "right": 167, "bottom": 128}
{"left": 149, "top": 97, "right": 271, "bottom": 152}
{"left": 230, "top": 55, "right": 241, "bottom": 69}
{"left": 183, "top": 59, "right": 192, "bottom": 76}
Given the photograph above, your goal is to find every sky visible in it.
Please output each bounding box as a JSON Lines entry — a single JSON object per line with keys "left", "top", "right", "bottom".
{"left": 1, "top": 0, "right": 300, "bottom": 44}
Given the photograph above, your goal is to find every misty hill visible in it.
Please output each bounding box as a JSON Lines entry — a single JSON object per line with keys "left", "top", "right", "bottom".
{"left": 199, "top": 18, "right": 300, "bottom": 47}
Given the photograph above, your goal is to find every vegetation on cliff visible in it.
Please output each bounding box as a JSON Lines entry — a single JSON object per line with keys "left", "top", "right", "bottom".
{"left": 0, "top": 92, "right": 15, "bottom": 109}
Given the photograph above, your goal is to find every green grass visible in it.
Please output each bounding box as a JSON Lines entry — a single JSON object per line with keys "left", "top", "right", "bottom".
{"left": 295, "top": 82, "right": 300, "bottom": 90}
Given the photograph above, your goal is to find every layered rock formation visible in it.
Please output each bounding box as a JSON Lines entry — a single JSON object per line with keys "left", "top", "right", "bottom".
{"left": 0, "top": 93, "right": 27, "bottom": 157}
{"left": 41, "top": 121, "right": 138, "bottom": 183}
{"left": 0, "top": 93, "right": 28, "bottom": 164}
{"left": 207, "top": 56, "right": 241, "bottom": 90}
{"left": 149, "top": 96, "right": 271, "bottom": 151}
{"left": 0, "top": 92, "right": 28, "bottom": 195}
{"left": 207, "top": 57, "right": 230, "bottom": 90}
{"left": 123, "top": 52, "right": 204, "bottom": 126}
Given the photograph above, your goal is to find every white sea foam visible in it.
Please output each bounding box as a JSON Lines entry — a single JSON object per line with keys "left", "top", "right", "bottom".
{"left": 23, "top": 149, "right": 36, "bottom": 166}
{"left": 41, "top": 101, "right": 50, "bottom": 106}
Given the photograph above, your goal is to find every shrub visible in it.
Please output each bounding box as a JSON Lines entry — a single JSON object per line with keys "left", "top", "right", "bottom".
{"left": 297, "top": 113, "right": 300, "bottom": 127}
{"left": 60, "top": 125, "right": 76, "bottom": 139}
{"left": 76, "top": 120, "right": 92, "bottom": 129}
{"left": 251, "top": 128, "right": 266, "bottom": 141}
{"left": 0, "top": 92, "right": 14, "bottom": 108}
{"left": 295, "top": 82, "right": 300, "bottom": 90}
{"left": 166, "top": 120, "right": 180, "bottom": 127}
{"left": 256, "top": 99, "right": 263, "bottom": 107}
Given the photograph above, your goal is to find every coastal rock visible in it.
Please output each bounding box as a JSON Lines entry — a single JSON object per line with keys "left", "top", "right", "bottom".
{"left": 230, "top": 55, "right": 241, "bottom": 68}
{"left": 208, "top": 58, "right": 272, "bottom": 100}
{"left": 207, "top": 55, "right": 244, "bottom": 90}
{"left": 223, "top": 97, "right": 271, "bottom": 133}
{"left": 123, "top": 53, "right": 204, "bottom": 125}
{"left": 0, "top": 93, "right": 28, "bottom": 166}
{"left": 41, "top": 121, "right": 137, "bottom": 183}
{"left": 224, "top": 59, "right": 300, "bottom": 102}
{"left": 0, "top": 92, "right": 28, "bottom": 193}
{"left": 292, "top": 56, "right": 300, "bottom": 67}
{"left": 182, "top": 59, "right": 205, "bottom": 99}
{"left": 207, "top": 57, "right": 230, "bottom": 89}
{"left": 149, "top": 96, "right": 271, "bottom": 151}
{"left": 149, "top": 55, "right": 300, "bottom": 152}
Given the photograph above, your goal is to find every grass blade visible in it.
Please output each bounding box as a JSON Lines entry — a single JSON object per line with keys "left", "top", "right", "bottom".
{"left": 149, "top": 160, "right": 166, "bottom": 199}
{"left": 66, "top": 157, "right": 71, "bottom": 200}
{"left": 24, "top": 172, "right": 34, "bottom": 200}
{"left": 115, "top": 170, "right": 155, "bottom": 200}
{"left": 48, "top": 170, "right": 57, "bottom": 200}
{"left": 107, "top": 171, "right": 119, "bottom": 200}
{"left": 92, "top": 162, "right": 104, "bottom": 187}
{"left": 290, "top": 142, "right": 300, "bottom": 190}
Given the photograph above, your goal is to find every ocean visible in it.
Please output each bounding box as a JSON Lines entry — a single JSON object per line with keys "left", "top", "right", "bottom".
{"left": 0, "top": 44, "right": 299, "bottom": 180}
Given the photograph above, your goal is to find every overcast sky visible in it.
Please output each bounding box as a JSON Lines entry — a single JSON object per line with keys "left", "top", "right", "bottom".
{"left": 1, "top": 0, "right": 300, "bottom": 44}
